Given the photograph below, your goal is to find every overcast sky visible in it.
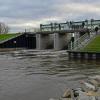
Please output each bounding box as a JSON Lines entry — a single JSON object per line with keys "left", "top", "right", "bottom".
{"left": 0, "top": 0, "right": 100, "bottom": 32}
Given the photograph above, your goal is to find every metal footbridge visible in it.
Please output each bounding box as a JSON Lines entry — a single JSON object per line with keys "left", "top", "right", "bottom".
{"left": 35, "top": 19, "right": 100, "bottom": 34}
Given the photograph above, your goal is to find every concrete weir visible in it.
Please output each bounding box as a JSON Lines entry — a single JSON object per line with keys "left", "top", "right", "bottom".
{"left": 36, "top": 34, "right": 53, "bottom": 50}
{"left": 36, "top": 33, "right": 70, "bottom": 50}
{"left": 0, "top": 32, "right": 71, "bottom": 50}
{"left": 54, "top": 33, "right": 69, "bottom": 50}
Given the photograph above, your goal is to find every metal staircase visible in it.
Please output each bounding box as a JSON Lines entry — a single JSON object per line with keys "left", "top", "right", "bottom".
{"left": 68, "top": 31, "right": 97, "bottom": 51}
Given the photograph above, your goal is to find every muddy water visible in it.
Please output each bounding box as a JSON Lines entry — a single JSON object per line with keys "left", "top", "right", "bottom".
{"left": 0, "top": 49, "right": 100, "bottom": 100}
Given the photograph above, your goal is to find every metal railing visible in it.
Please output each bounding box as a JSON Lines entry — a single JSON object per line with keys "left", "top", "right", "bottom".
{"left": 39, "top": 19, "right": 100, "bottom": 32}
{"left": 68, "top": 31, "right": 97, "bottom": 50}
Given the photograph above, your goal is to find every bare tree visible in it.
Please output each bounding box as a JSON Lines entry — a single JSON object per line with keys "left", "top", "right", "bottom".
{"left": 0, "top": 22, "right": 9, "bottom": 34}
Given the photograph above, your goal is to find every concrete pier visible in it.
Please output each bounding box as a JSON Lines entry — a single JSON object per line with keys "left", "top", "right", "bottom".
{"left": 36, "top": 32, "right": 71, "bottom": 50}
{"left": 54, "top": 33, "right": 68, "bottom": 50}
{"left": 36, "top": 34, "right": 53, "bottom": 50}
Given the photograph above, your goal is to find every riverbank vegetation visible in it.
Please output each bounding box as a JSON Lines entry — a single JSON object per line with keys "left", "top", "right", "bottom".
{"left": 0, "top": 33, "right": 21, "bottom": 42}
{"left": 82, "top": 35, "right": 100, "bottom": 52}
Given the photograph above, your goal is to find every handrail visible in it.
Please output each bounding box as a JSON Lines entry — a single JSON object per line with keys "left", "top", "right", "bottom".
{"left": 68, "top": 31, "right": 97, "bottom": 50}
{"left": 74, "top": 33, "right": 89, "bottom": 49}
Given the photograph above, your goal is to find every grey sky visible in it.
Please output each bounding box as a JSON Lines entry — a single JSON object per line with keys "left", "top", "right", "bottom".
{"left": 0, "top": 0, "right": 100, "bottom": 32}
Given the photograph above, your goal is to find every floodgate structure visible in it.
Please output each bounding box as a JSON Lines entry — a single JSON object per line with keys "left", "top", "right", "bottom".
{"left": 0, "top": 19, "right": 100, "bottom": 51}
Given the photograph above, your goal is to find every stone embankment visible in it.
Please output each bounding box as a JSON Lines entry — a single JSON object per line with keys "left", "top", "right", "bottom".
{"left": 49, "top": 76, "right": 100, "bottom": 100}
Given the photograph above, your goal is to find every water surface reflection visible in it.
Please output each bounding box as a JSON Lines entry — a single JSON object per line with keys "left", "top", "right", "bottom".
{"left": 0, "top": 49, "right": 99, "bottom": 100}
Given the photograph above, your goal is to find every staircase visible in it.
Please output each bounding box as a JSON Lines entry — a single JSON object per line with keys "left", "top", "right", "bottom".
{"left": 68, "top": 31, "right": 97, "bottom": 51}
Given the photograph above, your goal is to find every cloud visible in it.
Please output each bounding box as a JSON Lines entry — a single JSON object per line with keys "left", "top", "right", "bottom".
{"left": 57, "top": 3, "right": 100, "bottom": 14}
{"left": 0, "top": 0, "right": 100, "bottom": 32}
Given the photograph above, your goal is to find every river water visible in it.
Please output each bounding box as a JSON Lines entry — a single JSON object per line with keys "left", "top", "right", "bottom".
{"left": 0, "top": 49, "right": 100, "bottom": 100}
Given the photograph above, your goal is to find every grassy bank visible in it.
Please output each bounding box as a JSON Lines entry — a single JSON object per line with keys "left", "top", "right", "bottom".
{"left": 82, "top": 35, "right": 100, "bottom": 52}
{"left": 0, "top": 33, "right": 21, "bottom": 42}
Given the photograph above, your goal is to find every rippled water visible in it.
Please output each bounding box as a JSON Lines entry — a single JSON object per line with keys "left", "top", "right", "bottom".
{"left": 0, "top": 49, "right": 100, "bottom": 100}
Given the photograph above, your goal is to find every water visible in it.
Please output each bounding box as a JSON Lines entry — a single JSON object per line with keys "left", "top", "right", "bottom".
{"left": 0, "top": 49, "right": 100, "bottom": 100}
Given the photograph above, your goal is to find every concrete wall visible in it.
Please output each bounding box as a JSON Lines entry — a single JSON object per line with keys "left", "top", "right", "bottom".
{"left": 0, "top": 32, "right": 80, "bottom": 50}
{"left": 0, "top": 33, "right": 36, "bottom": 49}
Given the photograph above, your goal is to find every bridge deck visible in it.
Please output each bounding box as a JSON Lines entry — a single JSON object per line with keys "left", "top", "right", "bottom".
{"left": 36, "top": 28, "right": 90, "bottom": 34}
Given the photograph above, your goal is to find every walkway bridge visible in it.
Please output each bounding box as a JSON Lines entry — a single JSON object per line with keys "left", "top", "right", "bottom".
{"left": 36, "top": 19, "right": 100, "bottom": 34}
{"left": 35, "top": 19, "right": 100, "bottom": 50}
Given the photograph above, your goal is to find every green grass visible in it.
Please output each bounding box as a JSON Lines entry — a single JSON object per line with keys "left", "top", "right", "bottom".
{"left": 0, "top": 33, "right": 21, "bottom": 42}
{"left": 82, "top": 35, "right": 100, "bottom": 52}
